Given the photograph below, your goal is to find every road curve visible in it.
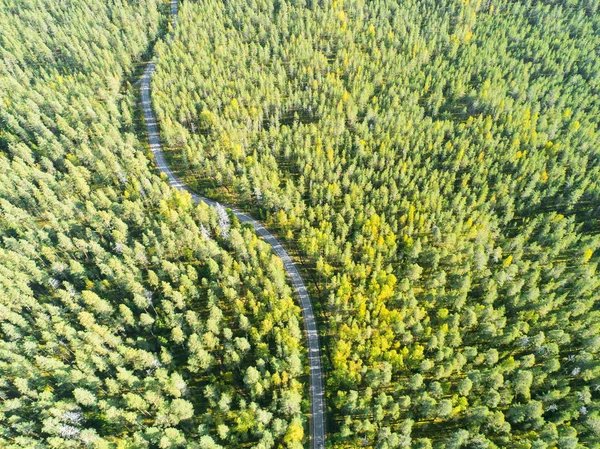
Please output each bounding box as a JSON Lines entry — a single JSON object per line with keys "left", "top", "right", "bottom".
{"left": 140, "top": 1, "right": 326, "bottom": 448}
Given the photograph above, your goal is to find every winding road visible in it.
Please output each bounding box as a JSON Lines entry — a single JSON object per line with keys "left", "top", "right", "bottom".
{"left": 141, "top": 1, "right": 326, "bottom": 447}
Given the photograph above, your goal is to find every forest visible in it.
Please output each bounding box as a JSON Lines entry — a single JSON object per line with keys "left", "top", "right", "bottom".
{"left": 0, "top": 0, "right": 308, "bottom": 448}
{"left": 151, "top": 0, "right": 600, "bottom": 447}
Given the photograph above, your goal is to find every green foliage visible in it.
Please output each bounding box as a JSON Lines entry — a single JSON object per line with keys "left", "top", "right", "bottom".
{"left": 153, "top": 0, "right": 600, "bottom": 447}
{"left": 0, "top": 0, "right": 307, "bottom": 447}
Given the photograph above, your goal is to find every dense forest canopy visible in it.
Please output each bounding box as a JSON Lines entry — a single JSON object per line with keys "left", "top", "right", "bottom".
{"left": 0, "top": 1, "right": 308, "bottom": 448}
{"left": 153, "top": 0, "right": 600, "bottom": 447}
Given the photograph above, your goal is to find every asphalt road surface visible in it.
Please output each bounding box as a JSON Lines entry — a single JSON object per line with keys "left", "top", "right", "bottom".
{"left": 141, "top": 2, "right": 326, "bottom": 447}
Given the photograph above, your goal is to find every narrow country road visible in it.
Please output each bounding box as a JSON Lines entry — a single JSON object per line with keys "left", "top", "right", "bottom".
{"left": 140, "top": 1, "right": 326, "bottom": 448}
